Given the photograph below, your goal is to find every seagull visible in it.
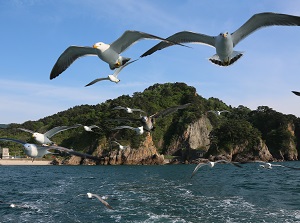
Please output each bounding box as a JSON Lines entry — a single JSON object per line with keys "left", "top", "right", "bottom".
{"left": 50, "top": 30, "right": 184, "bottom": 79}
{"left": 112, "top": 105, "right": 145, "bottom": 114}
{"left": 85, "top": 59, "right": 138, "bottom": 86}
{"left": 112, "top": 126, "right": 144, "bottom": 135}
{"left": 86, "top": 193, "right": 113, "bottom": 210}
{"left": 207, "top": 110, "right": 230, "bottom": 116}
{"left": 111, "top": 103, "right": 191, "bottom": 131}
{"left": 111, "top": 140, "right": 129, "bottom": 150}
{"left": 292, "top": 91, "right": 300, "bottom": 96}
{"left": 17, "top": 124, "right": 82, "bottom": 145}
{"left": 141, "top": 12, "right": 300, "bottom": 66}
{"left": 0, "top": 138, "right": 99, "bottom": 161}
{"left": 255, "top": 161, "right": 300, "bottom": 170}
{"left": 83, "top": 125, "right": 100, "bottom": 132}
{"left": 191, "top": 160, "right": 242, "bottom": 178}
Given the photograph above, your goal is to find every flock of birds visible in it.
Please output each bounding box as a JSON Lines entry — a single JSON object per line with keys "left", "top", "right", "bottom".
{"left": 2, "top": 12, "right": 300, "bottom": 210}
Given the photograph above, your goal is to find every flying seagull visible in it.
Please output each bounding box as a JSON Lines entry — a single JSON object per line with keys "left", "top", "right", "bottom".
{"left": 85, "top": 59, "right": 138, "bottom": 86}
{"left": 191, "top": 160, "right": 242, "bottom": 178}
{"left": 207, "top": 110, "right": 230, "bottom": 116}
{"left": 141, "top": 12, "right": 300, "bottom": 66}
{"left": 112, "top": 106, "right": 145, "bottom": 114}
{"left": 292, "top": 91, "right": 300, "bottom": 96}
{"left": 0, "top": 138, "right": 99, "bottom": 161}
{"left": 17, "top": 124, "right": 82, "bottom": 145}
{"left": 50, "top": 30, "right": 185, "bottom": 79}
{"left": 111, "top": 140, "right": 129, "bottom": 150}
{"left": 112, "top": 126, "right": 144, "bottom": 135}
{"left": 83, "top": 125, "right": 100, "bottom": 132}
{"left": 111, "top": 103, "right": 191, "bottom": 131}
{"left": 253, "top": 161, "right": 300, "bottom": 170}
{"left": 86, "top": 193, "right": 113, "bottom": 210}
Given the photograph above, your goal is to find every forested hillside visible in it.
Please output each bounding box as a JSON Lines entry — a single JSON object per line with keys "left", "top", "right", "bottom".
{"left": 1, "top": 82, "right": 299, "bottom": 162}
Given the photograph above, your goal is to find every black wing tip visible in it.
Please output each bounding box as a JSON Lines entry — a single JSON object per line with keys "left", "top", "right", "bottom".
{"left": 292, "top": 91, "right": 300, "bottom": 96}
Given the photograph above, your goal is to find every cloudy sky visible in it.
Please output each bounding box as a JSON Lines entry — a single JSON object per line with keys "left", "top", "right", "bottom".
{"left": 1, "top": 0, "right": 300, "bottom": 124}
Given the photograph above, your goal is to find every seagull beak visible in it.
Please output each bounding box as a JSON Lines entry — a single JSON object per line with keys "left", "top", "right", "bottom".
{"left": 222, "top": 33, "right": 227, "bottom": 38}
{"left": 92, "top": 44, "right": 97, "bottom": 48}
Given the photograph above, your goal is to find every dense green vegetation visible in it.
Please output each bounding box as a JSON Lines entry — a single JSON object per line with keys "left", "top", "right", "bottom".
{"left": 1, "top": 82, "right": 299, "bottom": 160}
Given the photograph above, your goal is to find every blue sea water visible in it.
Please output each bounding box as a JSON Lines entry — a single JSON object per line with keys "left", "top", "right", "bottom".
{"left": 1, "top": 162, "right": 300, "bottom": 223}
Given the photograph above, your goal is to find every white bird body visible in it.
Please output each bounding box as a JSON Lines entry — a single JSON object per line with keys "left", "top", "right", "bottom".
{"left": 111, "top": 141, "right": 129, "bottom": 150}
{"left": 208, "top": 110, "right": 230, "bottom": 116}
{"left": 112, "top": 125, "right": 144, "bottom": 135}
{"left": 50, "top": 30, "right": 182, "bottom": 80}
{"left": 0, "top": 138, "right": 99, "bottom": 161}
{"left": 83, "top": 125, "right": 100, "bottom": 132}
{"left": 141, "top": 12, "right": 300, "bottom": 66}
{"left": 86, "top": 193, "right": 113, "bottom": 210}
{"left": 85, "top": 59, "right": 137, "bottom": 86}
{"left": 18, "top": 124, "right": 81, "bottom": 145}
{"left": 191, "top": 159, "right": 242, "bottom": 178}
{"left": 112, "top": 105, "right": 145, "bottom": 114}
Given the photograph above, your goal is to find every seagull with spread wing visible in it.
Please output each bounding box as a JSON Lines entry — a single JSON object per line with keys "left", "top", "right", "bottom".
{"left": 141, "top": 12, "right": 300, "bottom": 66}
{"left": 207, "top": 110, "right": 231, "bottom": 116}
{"left": 111, "top": 103, "right": 191, "bottom": 132}
{"left": 50, "top": 30, "right": 184, "bottom": 79}
{"left": 85, "top": 59, "right": 138, "bottom": 86}
{"left": 112, "top": 126, "right": 144, "bottom": 135}
{"left": 111, "top": 141, "right": 129, "bottom": 150}
{"left": 83, "top": 125, "right": 100, "bottom": 132}
{"left": 191, "top": 160, "right": 242, "bottom": 178}
{"left": 18, "top": 124, "right": 82, "bottom": 145}
{"left": 0, "top": 138, "right": 99, "bottom": 161}
{"left": 112, "top": 105, "right": 145, "bottom": 114}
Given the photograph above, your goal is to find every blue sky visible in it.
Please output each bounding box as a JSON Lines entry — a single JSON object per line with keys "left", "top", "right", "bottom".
{"left": 1, "top": 0, "right": 300, "bottom": 124}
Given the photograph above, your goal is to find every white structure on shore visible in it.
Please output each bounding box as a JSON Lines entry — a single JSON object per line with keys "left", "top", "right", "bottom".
{"left": 1, "top": 147, "right": 10, "bottom": 159}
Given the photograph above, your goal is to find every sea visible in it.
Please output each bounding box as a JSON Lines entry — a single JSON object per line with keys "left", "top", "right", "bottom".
{"left": 1, "top": 162, "right": 300, "bottom": 223}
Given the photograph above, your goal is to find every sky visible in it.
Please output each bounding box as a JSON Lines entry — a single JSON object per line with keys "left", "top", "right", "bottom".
{"left": 1, "top": 0, "right": 300, "bottom": 124}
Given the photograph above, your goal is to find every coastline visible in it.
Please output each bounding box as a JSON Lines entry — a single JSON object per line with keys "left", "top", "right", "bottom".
{"left": 0, "top": 159, "right": 52, "bottom": 165}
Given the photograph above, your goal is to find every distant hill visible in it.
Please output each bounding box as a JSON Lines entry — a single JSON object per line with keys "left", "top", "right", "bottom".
{"left": 0, "top": 82, "right": 299, "bottom": 162}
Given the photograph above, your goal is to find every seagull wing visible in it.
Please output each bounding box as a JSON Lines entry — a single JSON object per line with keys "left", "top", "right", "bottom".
{"left": 232, "top": 12, "right": 300, "bottom": 47}
{"left": 44, "top": 124, "right": 82, "bottom": 138}
{"left": 112, "top": 59, "right": 138, "bottom": 78}
{"left": 141, "top": 31, "right": 215, "bottom": 57}
{"left": 92, "top": 194, "right": 113, "bottom": 209}
{"left": 110, "top": 30, "right": 182, "bottom": 54}
{"left": 85, "top": 78, "right": 110, "bottom": 87}
{"left": 112, "top": 106, "right": 126, "bottom": 110}
{"left": 131, "top": 109, "right": 146, "bottom": 113}
{"left": 0, "top": 138, "right": 26, "bottom": 145}
{"left": 48, "top": 145, "right": 100, "bottom": 161}
{"left": 271, "top": 164, "right": 300, "bottom": 170}
{"left": 89, "top": 125, "right": 100, "bottom": 129}
{"left": 50, "top": 46, "right": 98, "bottom": 80}
{"left": 111, "top": 141, "right": 121, "bottom": 146}
{"left": 191, "top": 163, "right": 208, "bottom": 178}
{"left": 112, "top": 126, "right": 135, "bottom": 131}
{"left": 152, "top": 103, "right": 191, "bottom": 119}
{"left": 17, "top": 128, "right": 35, "bottom": 134}
{"left": 292, "top": 91, "right": 300, "bottom": 96}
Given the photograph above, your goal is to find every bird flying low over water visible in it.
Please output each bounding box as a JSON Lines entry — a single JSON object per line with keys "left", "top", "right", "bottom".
{"left": 50, "top": 30, "right": 185, "bottom": 80}
{"left": 191, "top": 160, "right": 242, "bottom": 178}
{"left": 251, "top": 161, "right": 300, "bottom": 170}
{"left": 141, "top": 12, "right": 300, "bottom": 66}
{"left": 0, "top": 138, "right": 99, "bottom": 161}
{"left": 112, "top": 126, "right": 144, "bottom": 135}
{"left": 85, "top": 59, "right": 138, "bottom": 86}
{"left": 111, "top": 103, "right": 191, "bottom": 132}
{"left": 17, "top": 124, "right": 82, "bottom": 145}
{"left": 112, "top": 105, "right": 145, "bottom": 114}
{"left": 292, "top": 91, "right": 300, "bottom": 96}
{"left": 207, "top": 110, "right": 230, "bottom": 116}
{"left": 86, "top": 193, "right": 113, "bottom": 210}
